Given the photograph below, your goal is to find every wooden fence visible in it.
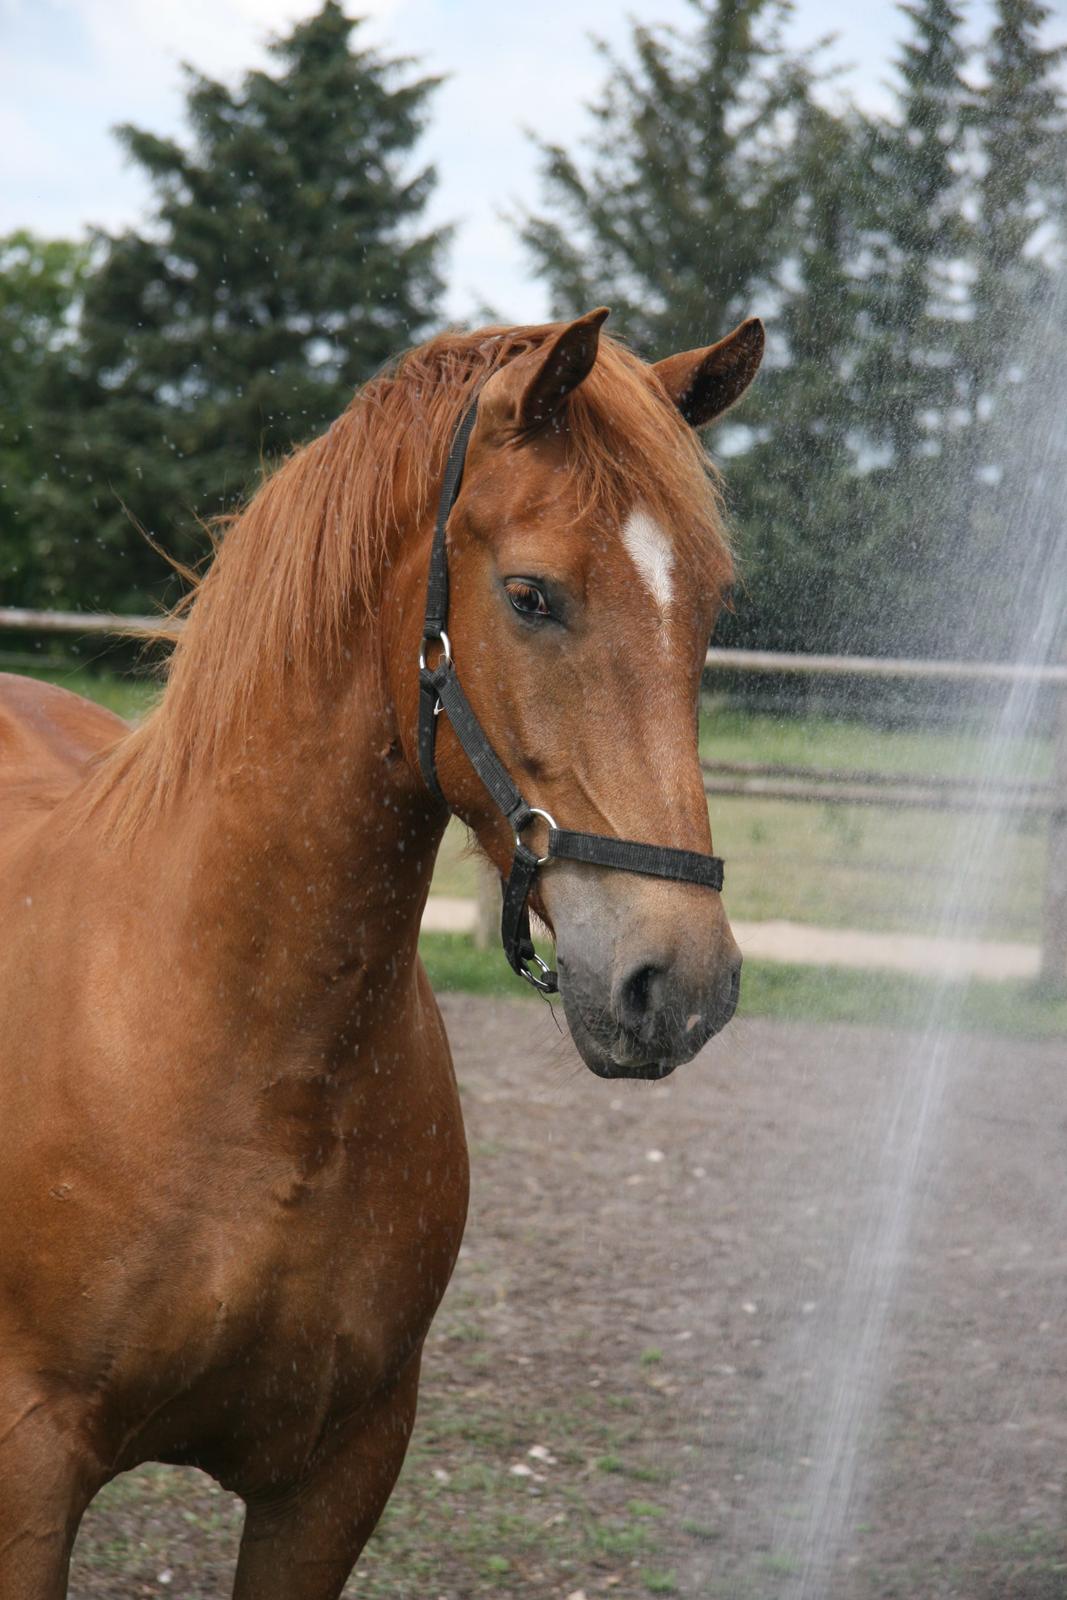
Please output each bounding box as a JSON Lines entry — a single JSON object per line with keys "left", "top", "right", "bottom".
{"left": 3, "top": 608, "right": 1066, "bottom": 984}
{"left": 699, "top": 645, "right": 1067, "bottom": 985}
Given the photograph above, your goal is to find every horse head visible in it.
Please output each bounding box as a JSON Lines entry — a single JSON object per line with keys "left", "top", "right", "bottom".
{"left": 391, "top": 309, "right": 763, "bottom": 1080}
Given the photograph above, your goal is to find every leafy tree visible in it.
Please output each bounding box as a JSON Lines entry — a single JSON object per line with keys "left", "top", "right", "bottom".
{"left": 27, "top": 1, "right": 447, "bottom": 612}
{"left": 0, "top": 233, "right": 89, "bottom": 604}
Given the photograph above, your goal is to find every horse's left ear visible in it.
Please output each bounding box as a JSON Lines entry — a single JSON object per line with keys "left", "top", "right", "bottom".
{"left": 481, "top": 307, "right": 610, "bottom": 433}
{"left": 653, "top": 317, "right": 764, "bottom": 428}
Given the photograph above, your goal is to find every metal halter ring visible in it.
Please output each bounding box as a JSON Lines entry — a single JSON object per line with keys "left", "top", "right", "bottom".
{"left": 514, "top": 806, "right": 558, "bottom": 867}
{"left": 519, "top": 951, "right": 556, "bottom": 992}
{"left": 419, "top": 631, "right": 452, "bottom": 672}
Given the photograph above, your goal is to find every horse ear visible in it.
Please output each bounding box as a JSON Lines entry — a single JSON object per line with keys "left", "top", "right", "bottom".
{"left": 653, "top": 318, "right": 764, "bottom": 428}
{"left": 482, "top": 307, "right": 610, "bottom": 432}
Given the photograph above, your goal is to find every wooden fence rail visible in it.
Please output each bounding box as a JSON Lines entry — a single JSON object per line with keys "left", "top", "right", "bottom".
{"left": 700, "top": 762, "right": 1060, "bottom": 815}
{"left": 0, "top": 607, "right": 159, "bottom": 636}
{"left": 2, "top": 607, "right": 1065, "bottom": 985}
{"left": 4, "top": 608, "right": 1067, "bottom": 683}
{"left": 703, "top": 645, "right": 1067, "bottom": 685}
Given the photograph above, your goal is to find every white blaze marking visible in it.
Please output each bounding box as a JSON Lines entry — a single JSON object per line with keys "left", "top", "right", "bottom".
{"left": 621, "top": 508, "right": 674, "bottom": 615}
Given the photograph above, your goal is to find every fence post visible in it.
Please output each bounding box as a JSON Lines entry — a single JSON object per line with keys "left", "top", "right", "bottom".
{"left": 472, "top": 859, "right": 499, "bottom": 952}
{"left": 1040, "top": 673, "right": 1067, "bottom": 991}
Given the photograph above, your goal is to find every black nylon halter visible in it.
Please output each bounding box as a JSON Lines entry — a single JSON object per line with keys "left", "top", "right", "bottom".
{"left": 417, "top": 397, "right": 725, "bottom": 993}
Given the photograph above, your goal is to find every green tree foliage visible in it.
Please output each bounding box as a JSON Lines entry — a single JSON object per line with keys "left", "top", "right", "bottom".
{"left": 732, "top": 103, "right": 884, "bottom": 654}
{"left": 519, "top": 0, "right": 1067, "bottom": 663}
{"left": 520, "top": 0, "right": 813, "bottom": 357}
{"left": 0, "top": 232, "right": 89, "bottom": 604}
{"left": 973, "top": 0, "right": 1066, "bottom": 373}
{"left": 23, "top": 1, "right": 447, "bottom": 612}
{"left": 963, "top": 0, "right": 1067, "bottom": 655}
{"left": 858, "top": 0, "right": 971, "bottom": 468}
{"left": 848, "top": 0, "right": 976, "bottom": 656}
{"left": 520, "top": 0, "right": 859, "bottom": 652}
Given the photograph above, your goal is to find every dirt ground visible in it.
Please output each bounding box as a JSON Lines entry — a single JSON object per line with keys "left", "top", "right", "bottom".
{"left": 69, "top": 996, "right": 1066, "bottom": 1599}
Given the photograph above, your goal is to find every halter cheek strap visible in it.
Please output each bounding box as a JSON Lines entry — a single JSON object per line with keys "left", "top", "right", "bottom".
{"left": 417, "top": 397, "right": 725, "bottom": 994}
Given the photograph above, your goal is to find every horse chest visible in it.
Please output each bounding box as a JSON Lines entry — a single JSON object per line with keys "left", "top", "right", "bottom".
{"left": 118, "top": 1051, "right": 471, "bottom": 1475}
{"left": 242, "top": 1122, "right": 470, "bottom": 1364}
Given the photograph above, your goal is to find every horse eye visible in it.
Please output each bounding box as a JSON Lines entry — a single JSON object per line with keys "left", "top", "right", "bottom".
{"left": 505, "top": 579, "right": 550, "bottom": 619}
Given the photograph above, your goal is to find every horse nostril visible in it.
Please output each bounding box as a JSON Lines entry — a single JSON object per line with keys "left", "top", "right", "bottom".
{"left": 616, "top": 960, "right": 668, "bottom": 1034}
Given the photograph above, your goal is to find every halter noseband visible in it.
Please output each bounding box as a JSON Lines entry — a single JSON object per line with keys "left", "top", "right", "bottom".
{"left": 417, "top": 397, "right": 725, "bottom": 994}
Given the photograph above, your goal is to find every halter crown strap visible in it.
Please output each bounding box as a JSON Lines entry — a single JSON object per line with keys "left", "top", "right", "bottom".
{"left": 423, "top": 399, "right": 479, "bottom": 645}
{"left": 418, "top": 398, "right": 725, "bottom": 993}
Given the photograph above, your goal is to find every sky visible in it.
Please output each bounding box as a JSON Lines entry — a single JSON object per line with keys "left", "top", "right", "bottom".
{"left": 0, "top": 0, "right": 1056, "bottom": 323}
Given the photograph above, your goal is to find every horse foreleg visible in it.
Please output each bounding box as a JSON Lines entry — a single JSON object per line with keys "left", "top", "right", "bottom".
{"left": 232, "top": 1358, "right": 421, "bottom": 1600}
{"left": 0, "top": 1387, "right": 94, "bottom": 1600}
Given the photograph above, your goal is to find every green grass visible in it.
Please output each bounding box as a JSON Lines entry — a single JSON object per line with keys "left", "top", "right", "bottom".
{"left": 701, "top": 701, "right": 1050, "bottom": 943}
{"left": 74, "top": 1381, "right": 679, "bottom": 1600}
{"left": 436, "top": 703, "right": 1050, "bottom": 940}
{"left": 696, "top": 702, "right": 1051, "bottom": 781}
{"left": 419, "top": 932, "right": 1067, "bottom": 1039}
{"left": 740, "top": 957, "right": 1067, "bottom": 1038}
{"left": 4, "top": 661, "right": 160, "bottom": 722}
{"left": 421, "top": 932, "right": 526, "bottom": 997}
{"left": 955, "top": 1525, "right": 1067, "bottom": 1599}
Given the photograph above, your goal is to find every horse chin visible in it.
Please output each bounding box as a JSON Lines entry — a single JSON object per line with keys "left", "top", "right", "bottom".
{"left": 558, "top": 987, "right": 696, "bottom": 1082}
{"left": 586, "top": 1054, "right": 681, "bottom": 1082}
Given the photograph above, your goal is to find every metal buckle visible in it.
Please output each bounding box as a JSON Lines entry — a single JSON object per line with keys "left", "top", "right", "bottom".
{"left": 419, "top": 630, "right": 452, "bottom": 672}
{"left": 513, "top": 806, "right": 558, "bottom": 867}
{"left": 518, "top": 950, "right": 557, "bottom": 993}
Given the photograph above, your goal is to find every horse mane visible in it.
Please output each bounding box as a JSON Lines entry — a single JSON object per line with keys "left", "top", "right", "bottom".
{"left": 70, "top": 323, "right": 731, "bottom": 835}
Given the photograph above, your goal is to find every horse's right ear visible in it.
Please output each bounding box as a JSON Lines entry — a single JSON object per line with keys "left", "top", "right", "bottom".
{"left": 480, "top": 308, "right": 610, "bottom": 433}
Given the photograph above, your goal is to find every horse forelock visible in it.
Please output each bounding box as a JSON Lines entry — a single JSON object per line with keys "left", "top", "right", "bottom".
{"left": 69, "top": 323, "right": 732, "bottom": 836}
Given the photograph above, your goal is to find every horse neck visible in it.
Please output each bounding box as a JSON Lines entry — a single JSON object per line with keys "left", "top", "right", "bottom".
{"left": 113, "top": 559, "right": 443, "bottom": 1049}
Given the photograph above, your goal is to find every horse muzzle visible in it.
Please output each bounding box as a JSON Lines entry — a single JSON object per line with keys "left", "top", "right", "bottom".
{"left": 556, "top": 939, "right": 742, "bottom": 1080}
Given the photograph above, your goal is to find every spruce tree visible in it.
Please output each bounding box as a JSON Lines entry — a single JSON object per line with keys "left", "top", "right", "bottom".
{"left": 914, "top": 0, "right": 1067, "bottom": 659}
{"left": 973, "top": 0, "right": 1065, "bottom": 358}
{"left": 520, "top": 0, "right": 814, "bottom": 358}
{"left": 965, "top": 0, "right": 1066, "bottom": 650}
{"left": 28, "top": 2, "right": 446, "bottom": 612}
{"left": 858, "top": 0, "right": 971, "bottom": 467}
{"left": 519, "top": 0, "right": 879, "bottom": 659}
{"left": 847, "top": 0, "right": 975, "bottom": 656}
{"left": 725, "top": 104, "right": 883, "bottom": 655}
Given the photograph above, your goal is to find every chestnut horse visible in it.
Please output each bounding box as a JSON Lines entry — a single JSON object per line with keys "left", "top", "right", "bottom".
{"left": 0, "top": 309, "right": 761, "bottom": 1597}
